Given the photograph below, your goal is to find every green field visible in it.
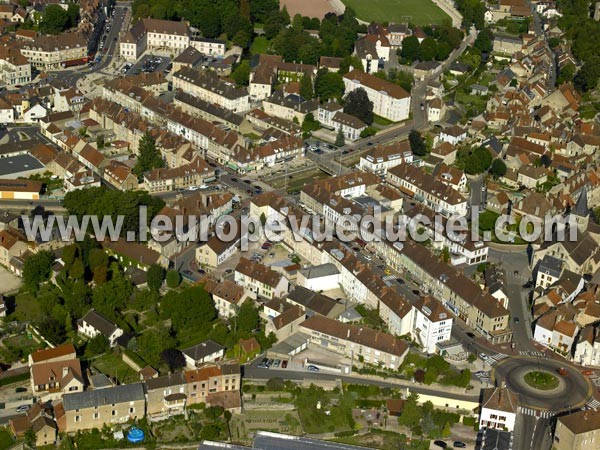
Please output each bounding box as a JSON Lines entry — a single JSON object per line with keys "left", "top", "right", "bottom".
{"left": 342, "top": 0, "right": 450, "bottom": 26}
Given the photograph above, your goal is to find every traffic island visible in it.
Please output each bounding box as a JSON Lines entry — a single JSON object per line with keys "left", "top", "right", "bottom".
{"left": 524, "top": 371, "right": 560, "bottom": 391}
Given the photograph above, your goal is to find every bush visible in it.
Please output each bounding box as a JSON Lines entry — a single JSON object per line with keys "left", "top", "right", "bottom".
{"left": 166, "top": 270, "right": 181, "bottom": 288}
{"left": 334, "top": 430, "right": 357, "bottom": 437}
{"left": 463, "top": 416, "right": 477, "bottom": 427}
{"left": 266, "top": 377, "right": 285, "bottom": 391}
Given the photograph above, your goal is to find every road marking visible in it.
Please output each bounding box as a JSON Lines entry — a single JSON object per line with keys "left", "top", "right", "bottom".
{"left": 584, "top": 399, "right": 600, "bottom": 410}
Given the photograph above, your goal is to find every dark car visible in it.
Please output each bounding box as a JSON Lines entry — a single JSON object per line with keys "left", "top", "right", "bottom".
{"left": 367, "top": 141, "right": 373, "bottom": 146}
{"left": 243, "top": 179, "right": 252, "bottom": 184}
{"left": 396, "top": 278, "right": 405, "bottom": 285}
{"left": 513, "top": 317, "right": 520, "bottom": 324}
{"left": 231, "top": 177, "right": 238, "bottom": 182}
{"left": 412, "top": 289, "right": 421, "bottom": 296}
{"left": 15, "top": 387, "right": 27, "bottom": 393}
{"left": 453, "top": 442, "right": 466, "bottom": 448}
{"left": 434, "top": 441, "right": 447, "bottom": 449}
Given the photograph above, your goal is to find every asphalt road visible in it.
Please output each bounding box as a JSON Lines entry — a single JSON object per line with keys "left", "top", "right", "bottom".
{"left": 488, "top": 248, "right": 534, "bottom": 351}
{"left": 491, "top": 356, "right": 592, "bottom": 412}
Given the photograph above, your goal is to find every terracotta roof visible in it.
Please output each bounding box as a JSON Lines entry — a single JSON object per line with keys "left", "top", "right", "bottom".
{"left": 30, "top": 343, "right": 75, "bottom": 364}
{"left": 344, "top": 69, "right": 410, "bottom": 99}
{"left": 481, "top": 386, "right": 519, "bottom": 414}
{"left": 235, "top": 257, "right": 284, "bottom": 288}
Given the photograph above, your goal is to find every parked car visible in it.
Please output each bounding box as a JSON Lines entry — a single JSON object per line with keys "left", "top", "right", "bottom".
{"left": 479, "top": 353, "right": 489, "bottom": 361}
{"left": 453, "top": 442, "right": 466, "bottom": 448}
{"left": 307, "top": 365, "right": 319, "bottom": 372}
{"left": 267, "top": 359, "right": 274, "bottom": 366}
{"left": 281, "top": 360, "right": 288, "bottom": 368}
{"left": 16, "top": 405, "right": 30, "bottom": 413}
{"left": 273, "top": 359, "right": 281, "bottom": 368}
{"left": 15, "top": 387, "right": 27, "bottom": 393}
{"left": 433, "top": 441, "right": 447, "bottom": 449}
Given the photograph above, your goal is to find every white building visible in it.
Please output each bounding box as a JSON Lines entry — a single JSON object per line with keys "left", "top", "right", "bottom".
{"left": 234, "top": 257, "right": 289, "bottom": 300}
{"left": 120, "top": 18, "right": 190, "bottom": 61}
{"left": 479, "top": 387, "right": 519, "bottom": 432}
{"left": 77, "top": 310, "right": 123, "bottom": 347}
{"left": 332, "top": 112, "right": 367, "bottom": 141}
{"left": 190, "top": 38, "right": 226, "bottom": 57}
{"left": 359, "top": 141, "right": 413, "bottom": 176}
{"left": 412, "top": 296, "right": 453, "bottom": 354}
{"left": 343, "top": 70, "right": 411, "bottom": 122}
{"left": 181, "top": 340, "right": 225, "bottom": 369}
{"left": 297, "top": 264, "right": 340, "bottom": 292}
{"left": 574, "top": 326, "right": 600, "bottom": 367}
{"left": 317, "top": 101, "right": 343, "bottom": 128}
{"left": 439, "top": 125, "right": 467, "bottom": 145}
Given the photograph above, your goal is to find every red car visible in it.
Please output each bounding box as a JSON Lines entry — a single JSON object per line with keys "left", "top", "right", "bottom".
{"left": 281, "top": 360, "right": 288, "bottom": 368}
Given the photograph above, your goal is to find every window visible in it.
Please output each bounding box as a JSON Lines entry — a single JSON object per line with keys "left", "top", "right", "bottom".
{"left": 93, "top": 412, "right": 99, "bottom": 420}
{"left": 129, "top": 407, "right": 135, "bottom": 414}
{"left": 112, "top": 410, "right": 117, "bottom": 416}
{"left": 75, "top": 415, "right": 81, "bottom": 422}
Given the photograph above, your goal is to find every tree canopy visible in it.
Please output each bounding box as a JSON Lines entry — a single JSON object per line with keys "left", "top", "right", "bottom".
{"left": 409, "top": 130, "right": 427, "bottom": 156}
{"left": 314, "top": 70, "right": 345, "bottom": 101}
{"left": 23, "top": 250, "right": 55, "bottom": 289}
{"left": 133, "top": 133, "right": 164, "bottom": 179}
{"left": 343, "top": 88, "right": 374, "bottom": 125}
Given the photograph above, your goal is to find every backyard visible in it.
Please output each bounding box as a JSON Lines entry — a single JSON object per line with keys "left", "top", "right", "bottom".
{"left": 341, "top": 0, "right": 450, "bottom": 26}
{"left": 91, "top": 351, "right": 139, "bottom": 385}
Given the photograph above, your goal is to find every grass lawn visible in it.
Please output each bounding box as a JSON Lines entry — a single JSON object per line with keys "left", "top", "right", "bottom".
{"left": 0, "top": 427, "right": 14, "bottom": 450}
{"left": 341, "top": 0, "right": 450, "bottom": 26}
{"left": 251, "top": 36, "right": 270, "bottom": 55}
{"left": 92, "top": 352, "right": 139, "bottom": 385}
{"left": 373, "top": 115, "right": 395, "bottom": 126}
{"left": 524, "top": 371, "right": 559, "bottom": 390}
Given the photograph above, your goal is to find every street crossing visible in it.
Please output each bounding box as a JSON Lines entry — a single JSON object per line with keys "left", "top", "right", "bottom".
{"left": 584, "top": 398, "right": 600, "bottom": 410}
{"left": 486, "top": 353, "right": 509, "bottom": 365}
{"left": 519, "top": 350, "right": 546, "bottom": 358}
{"left": 518, "top": 406, "right": 555, "bottom": 419}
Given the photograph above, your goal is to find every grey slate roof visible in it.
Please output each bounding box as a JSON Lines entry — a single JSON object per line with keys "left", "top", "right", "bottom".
{"left": 480, "top": 428, "right": 513, "bottom": 450}
{"left": 145, "top": 372, "right": 186, "bottom": 391}
{"left": 573, "top": 186, "right": 588, "bottom": 217}
{"left": 538, "top": 255, "right": 563, "bottom": 278}
{"left": 298, "top": 263, "right": 339, "bottom": 279}
{"left": 287, "top": 286, "right": 340, "bottom": 317}
{"left": 80, "top": 309, "right": 119, "bottom": 337}
{"left": 181, "top": 340, "right": 225, "bottom": 361}
{"left": 63, "top": 383, "right": 145, "bottom": 411}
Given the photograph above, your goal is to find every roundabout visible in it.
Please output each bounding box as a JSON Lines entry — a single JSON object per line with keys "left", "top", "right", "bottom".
{"left": 491, "top": 356, "right": 593, "bottom": 412}
{"left": 523, "top": 370, "right": 560, "bottom": 391}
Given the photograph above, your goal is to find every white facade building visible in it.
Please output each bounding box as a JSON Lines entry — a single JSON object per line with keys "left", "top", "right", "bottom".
{"left": 343, "top": 70, "right": 411, "bottom": 122}
{"left": 412, "top": 296, "right": 453, "bottom": 354}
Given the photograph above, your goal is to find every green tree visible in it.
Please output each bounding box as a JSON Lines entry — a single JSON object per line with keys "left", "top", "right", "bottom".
{"left": 557, "top": 63, "right": 576, "bottom": 85}
{"left": 40, "top": 4, "right": 69, "bottom": 34}
{"left": 398, "top": 393, "right": 422, "bottom": 428}
{"left": 24, "top": 428, "right": 36, "bottom": 447}
{"left": 231, "top": 60, "right": 251, "bottom": 86}
{"left": 419, "top": 37, "right": 438, "bottom": 61}
{"left": 464, "top": 147, "right": 492, "bottom": 174}
{"left": 160, "top": 285, "right": 217, "bottom": 333}
{"left": 69, "top": 259, "right": 85, "bottom": 280}
{"left": 85, "top": 334, "right": 110, "bottom": 356}
{"left": 302, "top": 112, "right": 319, "bottom": 137}
{"left": 474, "top": 28, "right": 494, "bottom": 53}
{"left": 237, "top": 301, "right": 260, "bottom": 336}
{"left": 343, "top": 88, "right": 373, "bottom": 125}
{"left": 400, "top": 35, "right": 420, "bottom": 63}
{"left": 147, "top": 264, "right": 165, "bottom": 292}
{"left": 436, "top": 41, "right": 452, "bottom": 61}
{"left": 409, "top": 130, "right": 427, "bottom": 156}
{"left": 133, "top": 133, "right": 164, "bottom": 178}
{"left": 66, "top": 3, "right": 79, "bottom": 28}
{"left": 314, "top": 70, "right": 345, "bottom": 101}
{"left": 300, "top": 75, "right": 314, "bottom": 100}
{"left": 335, "top": 127, "right": 346, "bottom": 147}
{"left": 137, "top": 327, "right": 176, "bottom": 366}
{"left": 490, "top": 158, "right": 507, "bottom": 178}
{"left": 166, "top": 269, "right": 181, "bottom": 288}
{"left": 23, "top": 250, "right": 55, "bottom": 288}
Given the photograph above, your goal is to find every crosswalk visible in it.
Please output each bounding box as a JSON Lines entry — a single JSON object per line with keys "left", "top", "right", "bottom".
{"left": 486, "top": 353, "right": 509, "bottom": 365}
{"left": 519, "top": 350, "right": 546, "bottom": 358}
{"left": 518, "top": 406, "right": 555, "bottom": 418}
{"left": 584, "top": 399, "right": 600, "bottom": 410}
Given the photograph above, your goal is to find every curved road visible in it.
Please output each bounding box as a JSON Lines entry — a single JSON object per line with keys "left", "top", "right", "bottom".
{"left": 492, "top": 356, "right": 592, "bottom": 412}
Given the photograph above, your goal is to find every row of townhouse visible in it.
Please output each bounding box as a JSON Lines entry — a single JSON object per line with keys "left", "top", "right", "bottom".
{"left": 26, "top": 344, "right": 241, "bottom": 438}
{"left": 0, "top": 45, "right": 31, "bottom": 86}
{"left": 386, "top": 163, "right": 469, "bottom": 217}
{"left": 19, "top": 32, "right": 88, "bottom": 71}
{"left": 378, "top": 240, "right": 512, "bottom": 343}
{"left": 246, "top": 190, "right": 454, "bottom": 353}
{"left": 358, "top": 141, "right": 413, "bottom": 176}
{"left": 172, "top": 67, "right": 250, "bottom": 113}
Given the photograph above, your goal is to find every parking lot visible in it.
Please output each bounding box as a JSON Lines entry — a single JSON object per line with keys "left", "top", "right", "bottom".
{"left": 123, "top": 54, "right": 171, "bottom": 76}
